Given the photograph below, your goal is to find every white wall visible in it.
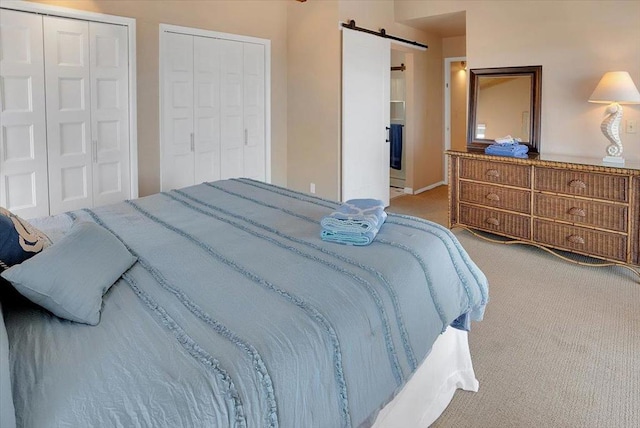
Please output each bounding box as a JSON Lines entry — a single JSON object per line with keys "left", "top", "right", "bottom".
{"left": 396, "top": 0, "right": 640, "bottom": 160}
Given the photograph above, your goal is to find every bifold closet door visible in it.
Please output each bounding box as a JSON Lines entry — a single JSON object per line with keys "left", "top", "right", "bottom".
{"left": 89, "top": 21, "right": 130, "bottom": 208}
{"left": 220, "top": 40, "right": 265, "bottom": 181}
{"left": 194, "top": 36, "right": 221, "bottom": 184}
{"left": 44, "top": 16, "right": 130, "bottom": 214}
{"left": 162, "top": 32, "right": 195, "bottom": 190}
{"left": 242, "top": 43, "right": 265, "bottom": 181}
{"left": 0, "top": 10, "right": 49, "bottom": 218}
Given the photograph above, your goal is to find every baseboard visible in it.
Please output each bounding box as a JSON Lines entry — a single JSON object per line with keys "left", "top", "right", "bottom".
{"left": 404, "top": 187, "right": 413, "bottom": 194}
{"left": 414, "top": 181, "right": 445, "bottom": 195}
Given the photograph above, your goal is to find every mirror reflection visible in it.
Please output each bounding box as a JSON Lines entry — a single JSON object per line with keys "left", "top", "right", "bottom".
{"left": 467, "top": 65, "right": 542, "bottom": 153}
{"left": 475, "top": 76, "right": 531, "bottom": 141}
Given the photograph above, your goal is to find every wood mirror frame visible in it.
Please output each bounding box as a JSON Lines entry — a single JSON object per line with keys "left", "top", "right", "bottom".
{"left": 467, "top": 65, "right": 542, "bottom": 153}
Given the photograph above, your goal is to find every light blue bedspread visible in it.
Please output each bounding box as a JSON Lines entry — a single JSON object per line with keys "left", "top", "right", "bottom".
{"left": 4, "top": 179, "right": 488, "bottom": 428}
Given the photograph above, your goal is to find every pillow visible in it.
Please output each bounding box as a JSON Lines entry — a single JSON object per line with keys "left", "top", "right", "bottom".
{"left": 0, "top": 301, "right": 16, "bottom": 428}
{"left": 1, "top": 221, "right": 136, "bottom": 325}
{"left": 0, "top": 207, "right": 51, "bottom": 272}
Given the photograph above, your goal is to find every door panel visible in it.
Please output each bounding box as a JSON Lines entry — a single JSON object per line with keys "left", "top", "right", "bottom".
{"left": 220, "top": 39, "right": 244, "bottom": 180}
{"left": 194, "top": 36, "right": 221, "bottom": 184}
{"left": 0, "top": 10, "right": 48, "bottom": 218}
{"left": 342, "top": 29, "right": 390, "bottom": 206}
{"left": 90, "top": 21, "right": 130, "bottom": 206}
{"left": 162, "top": 32, "right": 194, "bottom": 190}
{"left": 44, "top": 16, "right": 92, "bottom": 215}
{"left": 243, "top": 43, "right": 265, "bottom": 181}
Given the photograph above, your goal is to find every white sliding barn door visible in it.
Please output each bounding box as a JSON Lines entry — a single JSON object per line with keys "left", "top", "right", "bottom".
{"left": 89, "top": 22, "right": 130, "bottom": 207}
{"left": 44, "top": 16, "right": 93, "bottom": 215}
{"left": 194, "top": 36, "right": 221, "bottom": 184}
{"left": 162, "top": 32, "right": 195, "bottom": 190}
{"left": 342, "top": 29, "right": 390, "bottom": 206}
{"left": 0, "top": 10, "right": 48, "bottom": 218}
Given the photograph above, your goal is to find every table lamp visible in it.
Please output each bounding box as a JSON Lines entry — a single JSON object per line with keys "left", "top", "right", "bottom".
{"left": 588, "top": 71, "right": 640, "bottom": 164}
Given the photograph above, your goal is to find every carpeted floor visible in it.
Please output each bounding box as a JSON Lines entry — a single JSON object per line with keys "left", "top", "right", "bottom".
{"left": 389, "top": 186, "right": 640, "bottom": 428}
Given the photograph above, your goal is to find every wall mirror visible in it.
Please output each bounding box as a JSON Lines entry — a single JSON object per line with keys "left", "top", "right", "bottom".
{"left": 467, "top": 65, "right": 542, "bottom": 152}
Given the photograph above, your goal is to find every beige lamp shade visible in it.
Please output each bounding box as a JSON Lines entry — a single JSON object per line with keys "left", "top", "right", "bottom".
{"left": 588, "top": 71, "right": 640, "bottom": 104}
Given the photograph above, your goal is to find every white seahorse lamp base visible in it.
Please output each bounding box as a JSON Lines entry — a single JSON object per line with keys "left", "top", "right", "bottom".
{"left": 588, "top": 71, "right": 640, "bottom": 166}
{"left": 600, "top": 103, "right": 625, "bottom": 164}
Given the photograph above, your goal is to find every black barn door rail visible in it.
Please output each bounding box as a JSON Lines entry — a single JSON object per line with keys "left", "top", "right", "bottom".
{"left": 341, "top": 20, "right": 428, "bottom": 50}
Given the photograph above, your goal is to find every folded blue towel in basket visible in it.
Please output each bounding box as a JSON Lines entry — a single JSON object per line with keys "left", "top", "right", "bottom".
{"left": 320, "top": 199, "right": 387, "bottom": 246}
{"left": 485, "top": 142, "right": 529, "bottom": 158}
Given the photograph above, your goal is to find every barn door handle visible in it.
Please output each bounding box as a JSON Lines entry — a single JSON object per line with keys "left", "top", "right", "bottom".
{"left": 386, "top": 126, "right": 390, "bottom": 143}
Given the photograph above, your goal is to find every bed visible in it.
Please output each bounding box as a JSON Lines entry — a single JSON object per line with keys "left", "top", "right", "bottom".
{"left": 1, "top": 179, "right": 488, "bottom": 427}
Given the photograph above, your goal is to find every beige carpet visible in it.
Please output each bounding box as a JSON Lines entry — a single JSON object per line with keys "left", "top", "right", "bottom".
{"left": 389, "top": 187, "right": 640, "bottom": 428}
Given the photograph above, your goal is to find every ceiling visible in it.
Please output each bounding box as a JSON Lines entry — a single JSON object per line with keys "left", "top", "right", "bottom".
{"left": 400, "top": 11, "right": 466, "bottom": 38}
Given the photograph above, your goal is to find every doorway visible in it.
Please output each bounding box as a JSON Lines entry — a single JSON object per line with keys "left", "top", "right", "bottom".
{"left": 390, "top": 49, "right": 407, "bottom": 199}
{"left": 444, "top": 56, "right": 467, "bottom": 184}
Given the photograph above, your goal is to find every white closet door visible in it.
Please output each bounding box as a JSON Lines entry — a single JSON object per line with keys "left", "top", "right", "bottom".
{"left": 194, "top": 36, "right": 221, "bottom": 184}
{"left": 243, "top": 43, "right": 265, "bottom": 181}
{"left": 0, "top": 10, "right": 48, "bottom": 218}
{"left": 220, "top": 39, "right": 244, "bottom": 180}
{"left": 342, "top": 29, "right": 390, "bottom": 206}
{"left": 89, "top": 21, "right": 130, "bottom": 207}
{"left": 162, "top": 32, "right": 194, "bottom": 190}
{"left": 44, "top": 16, "right": 93, "bottom": 215}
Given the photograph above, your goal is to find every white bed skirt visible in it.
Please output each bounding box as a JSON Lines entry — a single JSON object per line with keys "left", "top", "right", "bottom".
{"left": 373, "top": 327, "right": 478, "bottom": 427}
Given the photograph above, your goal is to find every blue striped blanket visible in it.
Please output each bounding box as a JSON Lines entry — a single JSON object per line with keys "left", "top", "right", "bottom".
{"left": 5, "top": 179, "right": 488, "bottom": 428}
{"left": 320, "top": 199, "right": 387, "bottom": 246}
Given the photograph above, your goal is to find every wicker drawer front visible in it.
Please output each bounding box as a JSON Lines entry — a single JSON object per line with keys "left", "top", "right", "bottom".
{"left": 534, "top": 219, "right": 627, "bottom": 262}
{"left": 460, "top": 181, "right": 530, "bottom": 213}
{"left": 534, "top": 193, "right": 628, "bottom": 232}
{"left": 459, "top": 204, "right": 531, "bottom": 239}
{"left": 534, "top": 167, "right": 628, "bottom": 202}
{"left": 460, "top": 158, "right": 530, "bottom": 188}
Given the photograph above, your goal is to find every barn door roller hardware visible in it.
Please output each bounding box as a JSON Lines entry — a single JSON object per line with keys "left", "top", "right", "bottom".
{"left": 341, "top": 20, "right": 428, "bottom": 50}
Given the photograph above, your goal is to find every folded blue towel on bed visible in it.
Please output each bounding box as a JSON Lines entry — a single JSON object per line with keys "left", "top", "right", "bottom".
{"left": 485, "top": 142, "right": 529, "bottom": 158}
{"left": 320, "top": 199, "right": 387, "bottom": 246}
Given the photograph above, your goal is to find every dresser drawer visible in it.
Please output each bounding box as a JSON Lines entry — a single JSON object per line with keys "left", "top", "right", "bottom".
{"left": 459, "top": 204, "right": 531, "bottom": 240}
{"left": 460, "top": 181, "right": 530, "bottom": 213}
{"left": 460, "top": 158, "right": 531, "bottom": 188}
{"left": 533, "top": 219, "right": 627, "bottom": 262}
{"left": 534, "top": 167, "right": 628, "bottom": 202}
{"left": 534, "top": 193, "right": 628, "bottom": 232}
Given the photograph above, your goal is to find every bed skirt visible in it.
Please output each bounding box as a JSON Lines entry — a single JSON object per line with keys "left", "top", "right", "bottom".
{"left": 373, "top": 327, "right": 478, "bottom": 427}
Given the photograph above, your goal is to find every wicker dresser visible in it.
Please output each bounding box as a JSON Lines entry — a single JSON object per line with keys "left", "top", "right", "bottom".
{"left": 447, "top": 150, "right": 640, "bottom": 270}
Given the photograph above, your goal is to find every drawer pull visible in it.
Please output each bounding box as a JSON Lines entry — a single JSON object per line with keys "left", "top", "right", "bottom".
{"left": 568, "top": 179, "right": 587, "bottom": 190}
{"left": 486, "top": 193, "right": 501, "bottom": 202}
{"left": 568, "top": 207, "right": 586, "bottom": 217}
{"left": 485, "top": 217, "right": 500, "bottom": 226}
{"left": 566, "top": 235, "right": 585, "bottom": 245}
{"left": 486, "top": 169, "right": 500, "bottom": 178}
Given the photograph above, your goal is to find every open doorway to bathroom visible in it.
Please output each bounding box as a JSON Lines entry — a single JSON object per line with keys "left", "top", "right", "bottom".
{"left": 390, "top": 49, "right": 407, "bottom": 200}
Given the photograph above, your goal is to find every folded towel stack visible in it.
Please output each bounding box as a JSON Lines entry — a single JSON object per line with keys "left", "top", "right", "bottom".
{"left": 320, "top": 199, "right": 387, "bottom": 246}
{"left": 485, "top": 141, "right": 529, "bottom": 158}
